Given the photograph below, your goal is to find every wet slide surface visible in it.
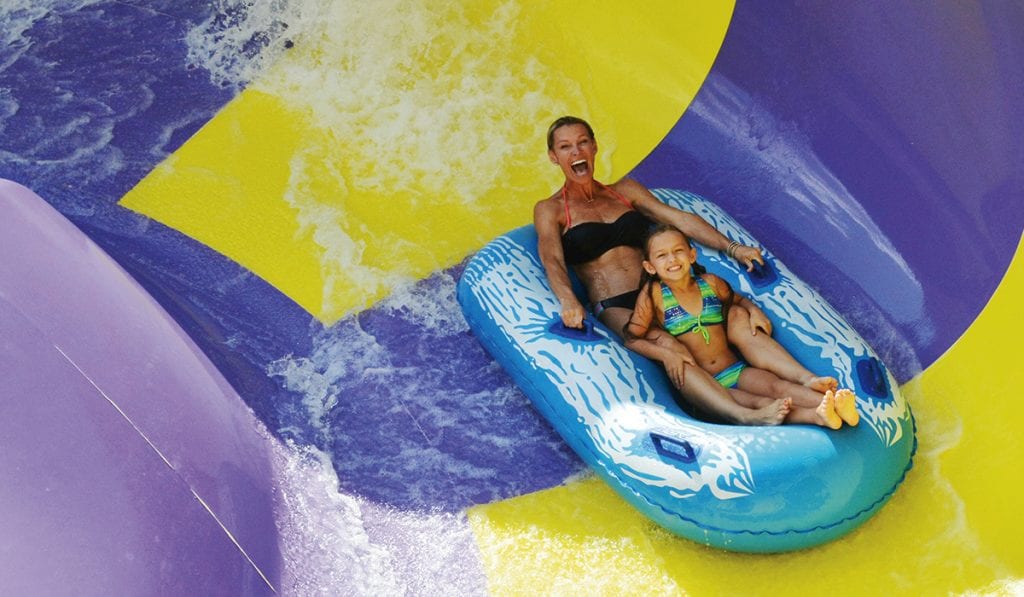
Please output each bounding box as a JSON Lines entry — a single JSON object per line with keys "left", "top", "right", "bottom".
{"left": 1, "top": 1, "right": 1022, "bottom": 594}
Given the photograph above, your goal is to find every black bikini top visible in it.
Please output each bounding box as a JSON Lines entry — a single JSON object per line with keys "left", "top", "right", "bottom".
{"left": 560, "top": 184, "right": 653, "bottom": 265}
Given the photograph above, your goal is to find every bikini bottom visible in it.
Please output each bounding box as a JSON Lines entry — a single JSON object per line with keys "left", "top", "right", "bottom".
{"left": 591, "top": 288, "right": 641, "bottom": 317}
{"left": 713, "top": 360, "right": 748, "bottom": 389}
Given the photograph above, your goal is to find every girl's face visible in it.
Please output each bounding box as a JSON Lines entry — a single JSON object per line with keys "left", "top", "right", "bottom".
{"left": 643, "top": 230, "right": 697, "bottom": 281}
{"left": 548, "top": 124, "right": 597, "bottom": 183}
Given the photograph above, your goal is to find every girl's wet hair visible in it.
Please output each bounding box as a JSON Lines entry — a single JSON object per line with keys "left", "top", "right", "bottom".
{"left": 546, "top": 116, "right": 595, "bottom": 150}
{"left": 642, "top": 224, "right": 688, "bottom": 258}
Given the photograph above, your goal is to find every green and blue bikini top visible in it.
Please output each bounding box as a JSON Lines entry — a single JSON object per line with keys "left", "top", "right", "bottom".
{"left": 661, "top": 277, "right": 724, "bottom": 343}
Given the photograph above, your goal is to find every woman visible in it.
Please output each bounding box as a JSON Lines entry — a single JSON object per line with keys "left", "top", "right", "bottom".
{"left": 534, "top": 116, "right": 834, "bottom": 425}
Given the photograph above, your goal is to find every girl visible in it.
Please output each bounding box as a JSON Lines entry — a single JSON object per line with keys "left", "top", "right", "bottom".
{"left": 624, "top": 225, "right": 860, "bottom": 429}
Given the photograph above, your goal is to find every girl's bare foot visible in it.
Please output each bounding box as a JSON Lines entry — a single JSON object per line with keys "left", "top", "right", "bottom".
{"left": 834, "top": 388, "right": 860, "bottom": 426}
{"left": 743, "top": 398, "right": 792, "bottom": 426}
{"left": 803, "top": 375, "right": 839, "bottom": 394}
{"left": 816, "top": 391, "right": 842, "bottom": 429}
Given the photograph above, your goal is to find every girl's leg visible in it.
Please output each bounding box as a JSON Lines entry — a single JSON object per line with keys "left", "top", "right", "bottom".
{"left": 735, "top": 367, "right": 841, "bottom": 428}
{"left": 726, "top": 305, "right": 837, "bottom": 393}
{"left": 727, "top": 387, "right": 786, "bottom": 410}
{"left": 676, "top": 365, "right": 791, "bottom": 426}
{"left": 600, "top": 307, "right": 790, "bottom": 426}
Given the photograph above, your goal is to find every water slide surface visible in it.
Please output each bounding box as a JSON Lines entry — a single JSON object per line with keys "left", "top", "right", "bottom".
{"left": 1, "top": 1, "right": 1021, "bottom": 594}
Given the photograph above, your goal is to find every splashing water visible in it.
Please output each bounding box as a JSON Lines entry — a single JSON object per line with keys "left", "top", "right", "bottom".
{"left": 266, "top": 432, "right": 488, "bottom": 595}
{"left": 267, "top": 269, "right": 583, "bottom": 512}
{"left": 184, "top": 0, "right": 594, "bottom": 321}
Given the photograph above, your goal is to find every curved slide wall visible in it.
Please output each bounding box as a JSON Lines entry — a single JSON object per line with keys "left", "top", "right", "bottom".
{"left": 1, "top": 1, "right": 1021, "bottom": 594}
{"left": 0, "top": 179, "right": 281, "bottom": 594}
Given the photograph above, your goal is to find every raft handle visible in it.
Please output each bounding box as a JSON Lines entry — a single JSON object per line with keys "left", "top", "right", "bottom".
{"left": 856, "top": 356, "right": 891, "bottom": 400}
{"left": 747, "top": 259, "right": 778, "bottom": 289}
{"left": 651, "top": 433, "right": 699, "bottom": 466}
{"left": 547, "top": 318, "right": 602, "bottom": 343}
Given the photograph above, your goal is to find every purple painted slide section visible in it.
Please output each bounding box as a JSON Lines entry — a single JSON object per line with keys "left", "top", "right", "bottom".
{"left": 633, "top": 2, "right": 1024, "bottom": 381}
{"left": 0, "top": 179, "right": 280, "bottom": 594}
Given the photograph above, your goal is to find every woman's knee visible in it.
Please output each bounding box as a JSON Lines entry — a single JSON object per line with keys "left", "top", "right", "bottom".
{"left": 726, "top": 305, "right": 753, "bottom": 347}
{"left": 598, "top": 308, "right": 630, "bottom": 338}
{"left": 769, "top": 378, "right": 793, "bottom": 398}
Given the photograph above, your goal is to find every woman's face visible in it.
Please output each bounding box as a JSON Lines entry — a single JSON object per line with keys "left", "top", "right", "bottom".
{"left": 548, "top": 123, "right": 597, "bottom": 183}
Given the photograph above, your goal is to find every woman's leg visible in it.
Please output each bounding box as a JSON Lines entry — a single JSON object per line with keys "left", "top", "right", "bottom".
{"left": 734, "top": 366, "right": 841, "bottom": 428}
{"left": 726, "top": 305, "right": 837, "bottom": 393}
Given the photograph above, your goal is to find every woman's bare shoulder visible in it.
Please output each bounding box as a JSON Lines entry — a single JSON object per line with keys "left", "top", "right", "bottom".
{"left": 611, "top": 177, "right": 650, "bottom": 195}
{"left": 610, "top": 177, "right": 659, "bottom": 207}
{"left": 534, "top": 190, "right": 565, "bottom": 225}
{"left": 610, "top": 177, "right": 646, "bottom": 191}
{"left": 535, "top": 186, "right": 564, "bottom": 208}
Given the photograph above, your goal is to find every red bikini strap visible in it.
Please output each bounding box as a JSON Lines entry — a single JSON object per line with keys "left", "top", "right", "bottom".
{"left": 597, "top": 181, "right": 634, "bottom": 209}
{"left": 561, "top": 185, "right": 572, "bottom": 228}
{"left": 561, "top": 181, "right": 632, "bottom": 230}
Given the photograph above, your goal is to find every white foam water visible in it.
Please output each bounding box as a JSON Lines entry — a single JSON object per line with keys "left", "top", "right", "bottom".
{"left": 183, "top": 0, "right": 591, "bottom": 321}
{"left": 1, "top": 1, "right": 101, "bottom": 69}
{"left": 960, "top": 579, "right": 1024, "bottom": 597}
{"left": 265, "top": 432, "right": 487, "bottom": 595}
{"left": 185, "top": 3, "right": 546, "bottom": 589}
{"left": 184, "top": 0, "right": 307, "bottom": 91}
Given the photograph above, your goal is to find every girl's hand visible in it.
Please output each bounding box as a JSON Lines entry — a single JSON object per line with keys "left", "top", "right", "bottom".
{"left": 734, "top": 245, "right": 765, "bottom": 272}
{"left": 748, "top": 309, "right": 773, "bottom": 336}
{"left": 664, "top": 351, "right": 696, "bottom": 389}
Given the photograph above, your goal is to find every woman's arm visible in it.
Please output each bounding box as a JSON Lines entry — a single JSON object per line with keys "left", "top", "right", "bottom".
{"left": 708, "top": 274, "right": 774, "bottom": 336}
{"left": 616, "top": 178, "right": 765, "bottom": 271}
{"left": 534, "top": 199, "right": 587, "bottom": 328}
{"left": 733, "top": 294, "right": 773, "bottom": 336}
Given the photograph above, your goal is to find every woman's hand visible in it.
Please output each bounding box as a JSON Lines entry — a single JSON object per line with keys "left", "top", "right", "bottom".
{"left": 561, "top": 298, "right": 587, "bottom": 329}
{"left": 734, "top": 244, "right": 765, "bottom": 271}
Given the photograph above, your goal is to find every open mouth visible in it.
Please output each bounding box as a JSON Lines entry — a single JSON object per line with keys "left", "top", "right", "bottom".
{"left": 571, "top": 159, "right": 589, "bottom": 176}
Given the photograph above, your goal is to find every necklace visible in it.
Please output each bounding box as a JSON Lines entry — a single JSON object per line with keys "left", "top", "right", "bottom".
{"left": 562, "top": 183, "right": 595, "bottom": 204}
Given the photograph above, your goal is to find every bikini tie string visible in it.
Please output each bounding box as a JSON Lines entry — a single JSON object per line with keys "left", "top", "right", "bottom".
{"left": 692, "top": 316, "right": 711, "bottom": 344}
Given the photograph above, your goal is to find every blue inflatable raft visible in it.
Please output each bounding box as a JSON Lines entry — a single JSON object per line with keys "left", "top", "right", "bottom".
{"left": 457, "top": 189, "right": 916, "bottom": 553}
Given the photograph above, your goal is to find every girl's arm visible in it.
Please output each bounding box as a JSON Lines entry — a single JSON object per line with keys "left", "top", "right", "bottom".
{"left": 623, "top": 285, "right": 696, "bottom": 389}
{"left": 622, "top": 284, "right": 660, "bottom": 351}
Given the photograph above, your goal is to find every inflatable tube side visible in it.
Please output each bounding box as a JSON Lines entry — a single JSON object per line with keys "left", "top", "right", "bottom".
{"left": 457, "top": 190, "right": 915, "bottom": 552}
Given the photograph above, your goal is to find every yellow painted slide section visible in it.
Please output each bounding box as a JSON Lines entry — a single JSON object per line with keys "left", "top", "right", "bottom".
{"left": 468, "top": 238, "right": 1024, "bottom": 595}
{"left": 120, "top": 3, "right": 733, "bottom": 323}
